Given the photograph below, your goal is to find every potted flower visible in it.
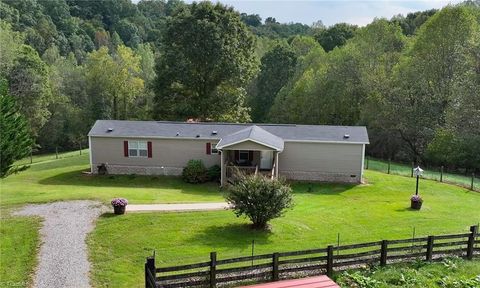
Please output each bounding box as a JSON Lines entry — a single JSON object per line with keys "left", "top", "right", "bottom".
{"left": 410, "top": 195, "right": 423, "bottom": 210}
{"left": 111, "top": 198, "right": 128, "bottom": 215}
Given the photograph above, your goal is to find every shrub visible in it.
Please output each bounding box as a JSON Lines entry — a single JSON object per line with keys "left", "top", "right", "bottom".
{"left": 182, "top": 160, "right": 208, "bottom": 183}
{"left": 208, "top": 165, "right": 221, "bottom": 182}
{"left": 226, "top": 174, "right": 293, "bottom": 229}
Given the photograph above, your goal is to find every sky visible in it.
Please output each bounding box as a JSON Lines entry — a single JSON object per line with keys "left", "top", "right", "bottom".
{"left": 182, "top": 0, "right": 463, "bottom": 26}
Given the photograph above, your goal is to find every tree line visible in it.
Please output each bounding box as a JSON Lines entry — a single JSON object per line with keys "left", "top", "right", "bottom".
{"left": 0, "top": 0, "right": 479, "bottom": 176}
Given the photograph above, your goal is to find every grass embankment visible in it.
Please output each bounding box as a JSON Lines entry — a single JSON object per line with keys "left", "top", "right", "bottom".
{"left": 335, "top": 257, "right": 480, "bottom": 287}
{"left": 0, "top": 214, "right": 41, "bottom": 287}
{"left": 88, "top": 171, "right": 480, "bottom": 287}
{"left": 367, "top": 158, "right": 479, "bottom": 191}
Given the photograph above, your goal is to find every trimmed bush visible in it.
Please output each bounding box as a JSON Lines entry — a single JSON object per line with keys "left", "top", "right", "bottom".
{"left": 182, "top": 160, "right": 208, "bottom": 183}
{"left": 208, "top": 165, "right": 221, "bottom": 182}
{"left": 226, "top": 174, "right": 293, "bottom": 229}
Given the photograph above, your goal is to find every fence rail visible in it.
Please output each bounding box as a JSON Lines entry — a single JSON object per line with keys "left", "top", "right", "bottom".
{"left": 145, "top": 225, "right": 479, "bottom": 288}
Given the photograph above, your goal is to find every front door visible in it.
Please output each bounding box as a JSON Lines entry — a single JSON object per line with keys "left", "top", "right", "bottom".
{"left": 260, "top": 151, "right": 273, "bottom": 170}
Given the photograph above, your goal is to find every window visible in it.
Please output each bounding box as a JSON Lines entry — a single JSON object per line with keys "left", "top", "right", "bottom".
{"left": 128, "top": 141, "right": 148, "bottom": 157}
{"left": 239, "top": 150, "right": 249, "bottom": 162}
{"left": 211, "top": 143, "right": 218, "bottom": 154}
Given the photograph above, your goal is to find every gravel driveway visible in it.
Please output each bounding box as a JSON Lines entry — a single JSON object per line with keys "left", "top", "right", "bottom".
{"left": 14, "top": 201, "right": 104, "bottom": 288}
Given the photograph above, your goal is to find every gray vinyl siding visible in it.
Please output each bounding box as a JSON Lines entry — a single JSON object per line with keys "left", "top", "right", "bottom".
{"left": 90, "top": 137, "right": 220, "bottom": 169}
{"left": 279, "top": 142, "right": 363, "bottom": 176}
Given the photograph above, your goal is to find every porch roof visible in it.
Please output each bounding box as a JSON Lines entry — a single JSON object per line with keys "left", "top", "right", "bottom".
{"left": 216, "top": 125, "right": 284, "bottom": 151}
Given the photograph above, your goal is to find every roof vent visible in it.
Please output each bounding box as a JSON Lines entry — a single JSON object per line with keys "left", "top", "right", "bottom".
{"left": 196, "top": 134, "right": 200, "bottom": 138}
{"left": 176, "top": 132, "right": 180, "bottom": 136}
{"left": 343, "top": 134, "right": 350, "bottom": 139}
{"left": 107, "top": 128, "right": 114, "bottom": 133}
{"left": 212, "top": 130, "right": 218, "bottom": 135}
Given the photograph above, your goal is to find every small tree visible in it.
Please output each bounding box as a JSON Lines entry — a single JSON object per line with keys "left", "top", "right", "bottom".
{"left": 226, "top": 175, "right": 294, "bottom": 229}
{"left": 0, "top": 79, "right": 33, "bottom": 177}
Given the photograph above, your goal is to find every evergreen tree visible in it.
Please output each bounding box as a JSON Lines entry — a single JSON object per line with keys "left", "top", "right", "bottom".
{"left": 0, "top": 79, "right": 33, "bottom": 177}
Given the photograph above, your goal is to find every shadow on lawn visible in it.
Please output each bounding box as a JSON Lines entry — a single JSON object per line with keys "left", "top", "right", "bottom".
{"left": 38, "top": 169, "right": 221, "bottom": 193}
{"left": 187, "top": 223, "right": 274, "bottom": 250}
{"left": 290, "top": 181, "right": 358, "bottom": 196}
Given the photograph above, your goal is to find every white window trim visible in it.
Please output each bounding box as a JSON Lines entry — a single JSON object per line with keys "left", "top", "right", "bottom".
{"left": 128, "top": 140, "right": 148, "bottom": 158}
{"left": 211, "top": 143, "right": 219, "bottom": 154}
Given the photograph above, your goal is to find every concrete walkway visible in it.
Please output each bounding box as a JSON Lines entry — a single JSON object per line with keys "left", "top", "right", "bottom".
{"left": 127, "top": 202, "right": 230, "bottom": 212}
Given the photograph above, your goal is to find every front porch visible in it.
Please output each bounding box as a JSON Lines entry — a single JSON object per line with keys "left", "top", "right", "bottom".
{"left": 221, "top": 150, "right": 280, "bottom": 185}
{"left": 216, "top": 125, "right": 285, "bottom": 186}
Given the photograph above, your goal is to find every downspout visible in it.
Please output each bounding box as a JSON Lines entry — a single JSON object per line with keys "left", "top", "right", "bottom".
{"left": 89, "top": 136, "right": 93, "bottom": 173}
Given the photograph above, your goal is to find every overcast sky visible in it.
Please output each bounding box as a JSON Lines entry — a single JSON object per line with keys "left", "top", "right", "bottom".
{"left": 181, "top": 0, "right": 462, "bottom": 26}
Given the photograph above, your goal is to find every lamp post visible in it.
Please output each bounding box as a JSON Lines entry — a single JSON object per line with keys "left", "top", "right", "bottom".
{"left": 413, "top": 166, "right": 423, "bottom": 195}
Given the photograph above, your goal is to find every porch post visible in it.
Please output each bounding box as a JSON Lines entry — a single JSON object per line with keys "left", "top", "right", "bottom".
{"left": 274, "top": 151, "right": 279, "bottom": 178}
{"left": 220, "top": 150, "right": 225, "bottom": 186}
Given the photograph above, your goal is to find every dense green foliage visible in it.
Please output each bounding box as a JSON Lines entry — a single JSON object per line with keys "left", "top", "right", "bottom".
{"left": 0, "top": 0, "right": 478, "bottom": 174}
{"left": 182, "top": 159, "right": 209, "bottom": 184}
{"left": 152, "top": 1, "right": 257, "bottom": 121}
{"left": 226, "top": 175, "right": 293, "bottom": 229}
{"left": 0, "top": 79, "right": 33, "bottom": 178}
{"left": 335, "top": 257, "right": 480, "bottom": 288}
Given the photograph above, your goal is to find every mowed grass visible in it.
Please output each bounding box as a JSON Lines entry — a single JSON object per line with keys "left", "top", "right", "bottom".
{"left": 88, "top": 171, "right": 480, "bottom": 288}
{"left": 0, "top": 213, "right": 41, "bottom": 287}
{"left": 367, "top": 157, "right": 479, "bottom": 190}
{"left": 0, "top": 152, "right": 223, "bottom": 206}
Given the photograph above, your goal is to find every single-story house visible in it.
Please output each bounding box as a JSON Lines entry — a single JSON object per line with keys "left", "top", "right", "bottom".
{"left": 88, "top": 120, "right": 369, "bottom": 185}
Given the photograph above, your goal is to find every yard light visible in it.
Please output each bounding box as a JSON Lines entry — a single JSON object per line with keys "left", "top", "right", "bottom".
{"left": 413, "top": 166, "right": 423, "bottom": 195}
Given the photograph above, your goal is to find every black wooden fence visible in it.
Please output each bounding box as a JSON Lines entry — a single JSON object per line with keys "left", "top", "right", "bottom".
{"left": 145, "top": 225, "right": 480, "bottom": 288}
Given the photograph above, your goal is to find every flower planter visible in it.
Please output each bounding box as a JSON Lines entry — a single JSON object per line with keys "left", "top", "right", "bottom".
{"left": 411, "top": 200, "right": 422, "bottom": 210}
{"left": 113, "top": 205, "right": 126, "bottom": 215}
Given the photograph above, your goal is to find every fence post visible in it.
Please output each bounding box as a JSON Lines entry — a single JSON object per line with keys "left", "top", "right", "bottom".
{"left": 411, "top": 162, "right": 414, "bottom": 177}
{"left": 145, "top": 256, "right": 155, "bottom": 288}
{"left": 467, "top": 225, "right": 478, "bottom": 260}
{"left": 366, "top": 157, "right": 369, "bottom": 170}
{"left": 471, "top": 173, "right": 475, "bottom": 191}
{"left": 56, "top": 146, "right": 58, "bottom": 159}
{"left": 440, "top": 166, "right": 443, "bottom": 182}
{"left": 326, "top": 245, "right": 334, "bottom": 277}
{"left": 380, "top": 240, "right": 388, "bottom": 266}
{"left": 272, "top": 253, "right": 279, "bottom": 281}
{"left": 210, "top": 252, "right": 217, "bottom": 288}
{"left": 387, "top": 159, "right": 391, "bottom": 174}
{"left": 426, "top": 236, "right": 434, "bottom": 261}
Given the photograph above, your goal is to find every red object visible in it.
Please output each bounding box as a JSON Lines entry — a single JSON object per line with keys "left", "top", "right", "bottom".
{"left": 206, "top": 143, "right": 211, "bottom": 155}
{"left": 239, "top": 276, "right": 339, "bottom": 288}
{"left": 123, "top": 141, "right": 128, "bottom": 157}
{"left": 147, "top": 141, "right": 152, "bottom": 158}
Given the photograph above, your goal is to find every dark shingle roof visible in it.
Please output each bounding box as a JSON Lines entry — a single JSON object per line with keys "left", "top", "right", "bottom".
{"left": 216, "top": 125, "right": 284, "bottom": 151}
{"left": 88, "top": 120, "right": 369, "bottom": 144}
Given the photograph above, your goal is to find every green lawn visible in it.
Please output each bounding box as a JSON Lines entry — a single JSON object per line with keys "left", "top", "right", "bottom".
{"left": 335, "top": 257, "right": 480, "bottom": 287}
{"left": 88, "top": 171, "right": 480, "bottom": 287}
{"left": 0, "top": 213, "right": 41, "bottom": 287}
{"left": 1, "top": 152, "right": 223, "bottom": 206}
{"left": 367, "top": 157, "right": 479, "bottom": 191}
